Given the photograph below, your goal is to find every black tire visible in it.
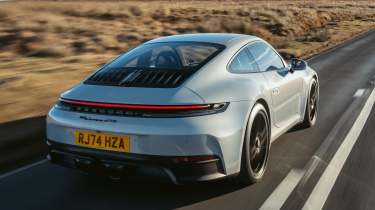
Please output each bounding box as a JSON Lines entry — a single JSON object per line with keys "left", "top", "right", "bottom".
{"left": 236, "top": 103, "right": 270, "bottom": 186}
{"left": 298, "top": 79, "right": 319, "bottom": 129}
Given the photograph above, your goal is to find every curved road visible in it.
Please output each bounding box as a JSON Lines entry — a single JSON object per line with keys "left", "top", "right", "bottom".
{"left": 1, "top": 30, "right": 375, "bottom": 210}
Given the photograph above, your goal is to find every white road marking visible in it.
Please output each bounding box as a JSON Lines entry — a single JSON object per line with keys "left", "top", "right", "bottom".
{"left": 259, "top": 169, "right": 305, "bottom": 210}
{"left": 303, "top": 88, "right": 375, "bottom": 210}
{"left": 0, "top": 159, "right": 47, "bottom": 180}
{"left": 353, "top": 89, "right": 365, "bottom": 97}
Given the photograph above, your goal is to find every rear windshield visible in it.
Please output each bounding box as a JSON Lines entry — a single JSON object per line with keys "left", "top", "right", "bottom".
{"left": 106, "top": 42, "right": 225, "bottom": 70}
{"left": 84, "top": 42, "right": 224, "bottom": 88}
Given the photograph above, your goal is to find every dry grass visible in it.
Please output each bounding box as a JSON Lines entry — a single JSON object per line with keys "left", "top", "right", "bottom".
{"left": 0, "top": 0, "right": 375, "bottom": 123}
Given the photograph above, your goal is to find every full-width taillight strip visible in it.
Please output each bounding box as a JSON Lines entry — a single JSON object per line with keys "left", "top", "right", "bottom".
{"left": 60, "top": 98, "right": 211, "bottom": 110}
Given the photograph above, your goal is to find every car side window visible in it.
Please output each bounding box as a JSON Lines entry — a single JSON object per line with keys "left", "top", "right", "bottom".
{"left": 229, "top": 48, "right": 259, "bottom": 73}
{"left": 247, "top": 42, "right": 284, "bottom": 72}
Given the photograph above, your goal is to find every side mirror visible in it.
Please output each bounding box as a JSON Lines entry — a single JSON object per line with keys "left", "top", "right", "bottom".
{"left": 290, "top": 58, "right": 307, "bottom": 71}
{"left": 276, "top": 67, "right": 291, "bottom": 76}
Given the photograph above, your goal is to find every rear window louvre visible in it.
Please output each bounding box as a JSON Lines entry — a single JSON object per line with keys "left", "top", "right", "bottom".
{"left": 85, "top": 68, "right": 192, "bottom": 88}
{"left": 83, "top": 42, "right": 225, "bottom": 88}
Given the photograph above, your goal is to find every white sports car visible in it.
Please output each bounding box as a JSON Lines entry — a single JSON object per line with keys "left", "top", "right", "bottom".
{"left": 46, "top": 33, "right": 319, "bottom": 185}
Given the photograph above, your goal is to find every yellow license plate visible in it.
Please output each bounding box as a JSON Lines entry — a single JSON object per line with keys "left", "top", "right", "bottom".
{"left": 74, "top": 130, "right": 130, "bottom": 153}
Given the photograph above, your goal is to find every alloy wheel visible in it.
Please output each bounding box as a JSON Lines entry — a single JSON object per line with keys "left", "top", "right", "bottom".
{"left": 309, "top": 81, "right": 318, "bottom": 122}
{"left": 249, "top": 112, "right": 269, "bottom": 174}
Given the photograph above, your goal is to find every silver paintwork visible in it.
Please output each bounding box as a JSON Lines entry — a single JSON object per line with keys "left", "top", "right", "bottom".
{"left": 47, "top": 33, "right": 318, "bottom": 177}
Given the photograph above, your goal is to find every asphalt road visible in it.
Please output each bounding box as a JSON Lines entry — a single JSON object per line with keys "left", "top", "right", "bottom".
{"left": 323, "top": 105, "right": 375, "bottom": 210}
{"left": 0, "top": 116, "right": 46, "bottom": 174}
{"left": 1, "top": 30, "right": 375, "bottom": 210}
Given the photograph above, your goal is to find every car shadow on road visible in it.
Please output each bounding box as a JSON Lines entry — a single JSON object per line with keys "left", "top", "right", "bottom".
{"left": 71, "top": 173, "right": 245, "bottom": 210}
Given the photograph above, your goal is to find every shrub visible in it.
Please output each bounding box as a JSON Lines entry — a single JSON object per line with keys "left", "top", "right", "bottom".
{"left": 129, "top": 6, "right": 143, "bottom": 16}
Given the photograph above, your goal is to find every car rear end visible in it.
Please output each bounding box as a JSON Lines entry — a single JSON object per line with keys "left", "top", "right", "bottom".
{"left": 46, "top": 40, "right": 249, "bottom": 184}
{"left": 47, "top": 97, "right": 243, "bottom": 183}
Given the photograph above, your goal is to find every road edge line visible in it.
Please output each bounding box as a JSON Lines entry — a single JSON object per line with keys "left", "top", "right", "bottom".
{"left": 281, "top": 86, "right": 374, "bottom": 209}
{"left": 0, "top": 159, "right": 47, "bottom": 180}
{"left": 260, "top": 169, "right": 305, "bottom": 210}
{"left": 302, "top": 87, "right": 375, "bottom": 210}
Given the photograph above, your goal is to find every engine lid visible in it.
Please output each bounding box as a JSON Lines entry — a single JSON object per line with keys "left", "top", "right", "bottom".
{"left": 61, "top": 83, "right": 204, "bottom": 105}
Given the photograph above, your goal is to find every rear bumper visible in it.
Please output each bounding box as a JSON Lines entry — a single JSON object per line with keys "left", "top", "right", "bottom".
{"left": 46, "top": 100, "right": 253, "bottom": 175}
{"left": 47, "top": 140, "right": 226, "bottom": 184}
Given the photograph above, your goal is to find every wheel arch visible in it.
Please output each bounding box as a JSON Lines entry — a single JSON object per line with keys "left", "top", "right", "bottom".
{"left": 307, "top": 74, "right": 319, "bottom": 105}
{"left": 255, "top": 98, "right": 272, "bottom": 150}
{"left": 255, "top": 98, "right": 271, "bottom": 127}
{"left": 236, "top": 100, "right": 271, "bottom": 183}
{"left": 236, "top": 98, "right": 271, "bottom": 173}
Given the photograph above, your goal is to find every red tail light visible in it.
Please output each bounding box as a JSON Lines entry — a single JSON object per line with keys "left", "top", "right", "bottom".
{"left": 57, "top": 98, "right": 228, "bottom": 117}
{"left": 60, "top": 98, "right": 210, "bottom": 110}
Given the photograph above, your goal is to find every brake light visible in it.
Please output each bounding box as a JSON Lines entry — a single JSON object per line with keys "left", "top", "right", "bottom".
{"left": 60, "top": 98, "right": 211, "bottom": 110}
{"left": 56, "top": 98, "right": 229, "bottom": 117}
